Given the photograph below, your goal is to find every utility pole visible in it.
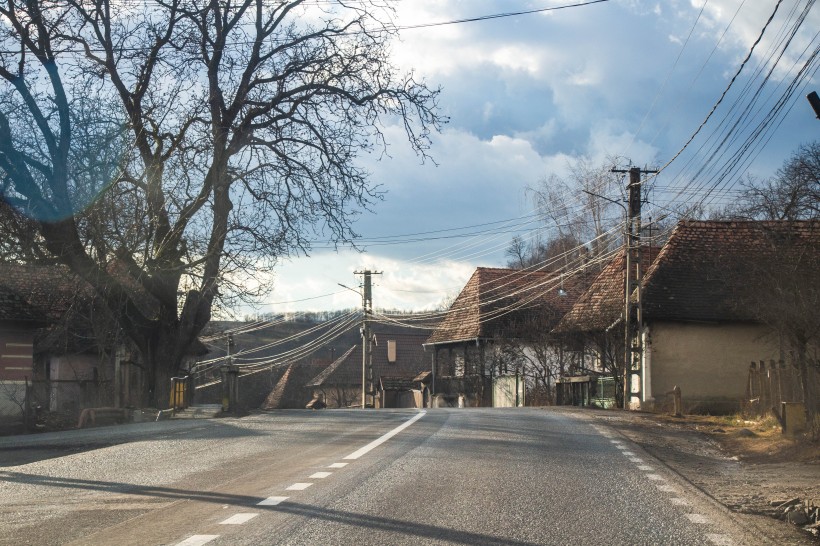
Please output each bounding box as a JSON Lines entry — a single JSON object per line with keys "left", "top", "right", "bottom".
{"left": 611, "top": 165, "right": 656, "bottom": 410}
{"left": 354, "top": 269, "right": 381, "bottom": 408}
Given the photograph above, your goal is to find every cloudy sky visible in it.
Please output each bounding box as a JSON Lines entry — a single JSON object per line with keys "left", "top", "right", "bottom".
{"left": 254, "top": 0, "right": 820, "bottom": 316}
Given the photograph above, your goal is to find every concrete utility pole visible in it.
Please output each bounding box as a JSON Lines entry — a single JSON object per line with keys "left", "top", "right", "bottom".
{"left": 355, "top": 270, "right": 381, "bottom": 408}
{"left": 611, "top": 166, "right": 656, "bottom": 409}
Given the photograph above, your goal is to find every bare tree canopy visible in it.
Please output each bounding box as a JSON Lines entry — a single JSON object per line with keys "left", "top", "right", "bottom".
{"left": 730, "top": 141, "right": 820, "bottom": 221}
{"left": 0, "top": 0, "right": 443, "bottom": 405}
{"left": 505, "top": 156, "right": 627, "bottom": 271}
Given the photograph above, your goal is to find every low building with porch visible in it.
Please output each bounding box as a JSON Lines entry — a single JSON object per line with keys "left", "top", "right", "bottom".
{"left": 555, "top": 220, "right": 819, "bottom": 414}
{"left": 425, "top": 267, "right": 584, "bottom": 407}
{"left": 305, "top": 328, "right": 431, "bottom": 408}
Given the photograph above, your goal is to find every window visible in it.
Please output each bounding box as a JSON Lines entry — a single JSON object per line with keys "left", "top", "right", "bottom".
{"left": 387, "top": 340, "right": 397, "bottom": 363}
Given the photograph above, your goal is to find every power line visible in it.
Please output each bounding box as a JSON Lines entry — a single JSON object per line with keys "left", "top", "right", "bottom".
{"left": 393, "top": 0, "right": 611, "bottom": 31}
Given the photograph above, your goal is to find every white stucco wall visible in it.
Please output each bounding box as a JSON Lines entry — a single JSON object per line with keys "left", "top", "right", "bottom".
{"left": 647, "top": 321, "right": 780, "bottom": 413}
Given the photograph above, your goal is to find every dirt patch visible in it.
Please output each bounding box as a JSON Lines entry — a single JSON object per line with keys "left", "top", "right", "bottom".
{"left": 584, "top": 409, "right": 820, "bottom": 545}
{"left": 652, "top": 413, "right": 820, "bottom": 464}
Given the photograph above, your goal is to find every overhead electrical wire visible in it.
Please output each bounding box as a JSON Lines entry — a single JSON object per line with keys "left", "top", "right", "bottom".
{"left": 646, "top": 0, "right": 817, "bottom": 222}
{"left": 197, "top": 1, "right": 819, "bottom": 368}
{"left": 192, "top": 312, "right": 361, "bottom": 380}
{"left": 0, "top": 0, "right": 611, "bottom": 55}
{"left": 390, "top": 0, "right": 611, "bottom": 31}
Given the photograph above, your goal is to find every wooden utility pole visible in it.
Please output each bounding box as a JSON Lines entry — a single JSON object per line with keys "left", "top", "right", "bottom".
{"left": 355, "top": 270, "right": 381, "bottom": 408}
{"left": 611, "top": 166, "right": 656, "bottom": 409}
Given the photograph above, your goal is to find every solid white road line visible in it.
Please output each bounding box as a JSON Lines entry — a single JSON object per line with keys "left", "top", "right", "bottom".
{"left": 309, "top": 472, "right": 332, "bottom": 479}
{"left": 328, "top": 462, "right": 348, "bottom": 468}
{"left": 286, "top": 483, "right": 313, "bottom": 491}
{"left": 344, "top": 411, "right": 426, "bottom": 460}
{"left": 258, "top": 496, "right": 289, "bottom": 506}
{"left": 220, "top": 513, "right": 259, "bottom": 525}
{"left": 175, "top": 535, "right": 219, "bottom": 546}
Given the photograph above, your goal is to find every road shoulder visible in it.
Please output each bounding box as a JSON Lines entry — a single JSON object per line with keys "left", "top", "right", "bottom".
{"left": 565, "top": 407, "right": 819, "bottom": 545}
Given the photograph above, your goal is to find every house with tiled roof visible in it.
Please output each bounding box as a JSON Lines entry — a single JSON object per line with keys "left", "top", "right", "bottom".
{"left": 0, "top": 262, "right": 207, "bottom": 419}
{"left": 425, "top": 267, "right": 585, "bottom": 407}
{"left": 552, "top": 249, "right": 659, "bottom": 408}
{"left": 1, "top": 282, "right": 47, "bottom": 417}
{"left": 0, "top": 263, "right": 80, "bottom": 417}
{"left": 305, "top": 328, "right": 431, "bottom": 408}
{"left": 555, "top": 220, "right": 820, "bottom": 413}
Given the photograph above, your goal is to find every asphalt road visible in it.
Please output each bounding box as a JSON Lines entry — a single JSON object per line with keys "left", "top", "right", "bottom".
{"left": 0, "top": 408, "right": 764, "bottom": 545}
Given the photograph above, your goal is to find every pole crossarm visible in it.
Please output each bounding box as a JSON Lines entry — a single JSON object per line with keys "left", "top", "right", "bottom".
{"left": 354, "top": 270, "right": 382, "bottom": 408}
{"left": 613, "top": 166, "right": 656, "bottom": 410}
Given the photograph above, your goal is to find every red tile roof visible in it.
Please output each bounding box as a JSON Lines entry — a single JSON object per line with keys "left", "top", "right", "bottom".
{"left": 555, "top": 220, "right": 820, "bottom": 331}
{"left": 553, "top": 248, "right": 659, "bottom": 334}
{"left": 426, "top": 267, "right": 584, "bottom": 345}
{"left": 306, "top": 329, "right": 431, "bottom": 388}
{"left": 641, "top": 220, "right": 820, "bottom": 322}
{"left": 0, "top": 263, "right": 84, "bottom": 322}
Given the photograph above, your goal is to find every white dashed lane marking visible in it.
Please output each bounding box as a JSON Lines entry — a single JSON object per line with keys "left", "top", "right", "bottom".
{"left": 685, "top": 513, "right": 710, "bottom": 524}
{"left": 601, "top": 428, "right": 735, "bottom": 545}
{"left": 220, "top": 513, "right": 259, "bottom": 525}
{"left": 171, "top": 413, "right": 427, "bottom": 545}
{"left": 175, "top": 535, "right": 219, "bottom": 546}
{"left": 258, "top": 496, "right": 289, "bottom": 506}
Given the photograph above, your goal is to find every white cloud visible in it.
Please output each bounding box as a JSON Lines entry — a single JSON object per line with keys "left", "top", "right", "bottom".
{"left": 258, "top": 250, "right": 474, "bottom": 313}
{"left": 695, "top": 0, "right": 820, "bottom": 77}
{"left": 242, "top": 0, "right": 819, "bottom": 314}
{"left": 587, "top": 122, "right": 660, "bottom": 166}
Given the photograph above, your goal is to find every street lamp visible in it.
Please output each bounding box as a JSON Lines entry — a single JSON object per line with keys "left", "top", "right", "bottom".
{"left": 807, "top": 91, "right": 820, "bottom": 119}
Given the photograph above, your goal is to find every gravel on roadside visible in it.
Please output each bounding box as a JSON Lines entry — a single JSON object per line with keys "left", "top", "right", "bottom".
{"left": 567, "top": 407, "right": 820, "bottom": 545}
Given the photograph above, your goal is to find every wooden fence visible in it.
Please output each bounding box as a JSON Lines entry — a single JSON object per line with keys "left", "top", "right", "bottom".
{"left": 745, "top": 359, "right": 820, "bottom": 417}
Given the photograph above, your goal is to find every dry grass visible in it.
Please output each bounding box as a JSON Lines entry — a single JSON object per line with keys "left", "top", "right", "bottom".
{"left": 650, "top": 412, "right": 820, "bottom": 464}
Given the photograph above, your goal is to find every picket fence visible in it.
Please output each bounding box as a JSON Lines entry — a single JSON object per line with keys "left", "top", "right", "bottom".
{"left": 745, "top": 359, "right": 820, "bottom": 417}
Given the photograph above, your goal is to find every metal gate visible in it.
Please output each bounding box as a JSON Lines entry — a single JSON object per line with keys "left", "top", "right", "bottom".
{"left": 493, "top": 375, "right": 525, "bottom": 407}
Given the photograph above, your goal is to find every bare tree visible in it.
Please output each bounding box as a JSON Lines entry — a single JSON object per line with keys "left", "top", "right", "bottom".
{"left": 727, "top": 224, "right": 820, "bottom": 436}
{"left": 729, "top": 141, "right": 820, "bottom": 221}
{"left": 0, "top": 1, "right": 443, "bottom": 406}
{"left": 505, "top": 235, "right": 529, "bottom": 269}
{"left": 509, "top": 156, "right": 628, "bottom": 271}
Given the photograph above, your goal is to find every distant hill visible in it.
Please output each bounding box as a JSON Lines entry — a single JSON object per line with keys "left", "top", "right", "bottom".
{"left": 193, "top": 314, "right": 436, "bottom": 409}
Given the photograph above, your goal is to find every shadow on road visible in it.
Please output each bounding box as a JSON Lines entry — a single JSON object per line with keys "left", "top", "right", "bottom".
{"left": 0, "top": 470, "right": 538, "bottom": 546}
